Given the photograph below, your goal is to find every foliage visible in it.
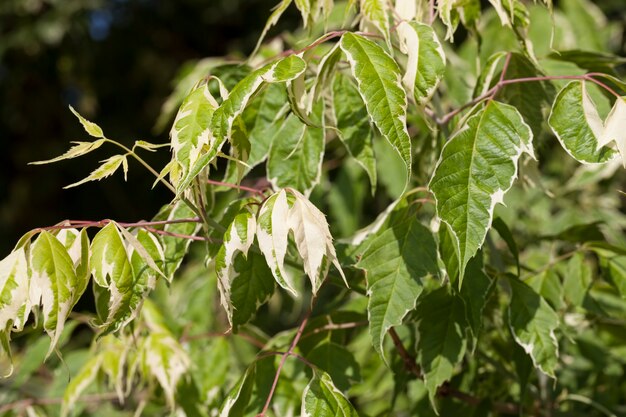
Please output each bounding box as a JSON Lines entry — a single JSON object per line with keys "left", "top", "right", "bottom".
{"left": 2, "top": 1, "right": 626, "bottom": 416}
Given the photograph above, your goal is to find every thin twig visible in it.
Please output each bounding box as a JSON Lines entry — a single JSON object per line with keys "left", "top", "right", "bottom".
{"left": 388, "top": 327, "right": 520, "bottom": 414}
{"left": 257, "top": 297, "right": 318, "bottom": 417}
{"left": 301, "top": 320, "right": 368, "bottom": 339}
{"left": 207, "top": 179, "right": 266, "bottom": 196}
{"left": 33, "top": 217, "right": 202, "bottom": 233}
{"left": 256, "top": 351, "right": 315, "bottom": 369}
{"left": 436, "top": 72, "right": 622, "bottom": 126}
{"left": 0, "top": 392, "right": 120, "bottom": 414}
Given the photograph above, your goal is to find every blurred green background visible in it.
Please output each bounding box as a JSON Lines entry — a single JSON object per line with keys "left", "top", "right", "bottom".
{"left": 0, "top": 0, "right": 625, "bottom": 255}
{"left": 0, "top": 0, "right": 300, "bottom": 254}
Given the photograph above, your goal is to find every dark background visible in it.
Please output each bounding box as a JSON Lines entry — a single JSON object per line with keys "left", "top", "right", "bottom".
{"left": 0, "top": 0, "right": 299, "bottom": 254}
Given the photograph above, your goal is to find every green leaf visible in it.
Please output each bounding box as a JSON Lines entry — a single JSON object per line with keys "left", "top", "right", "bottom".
{"left": 429, "top": 101, "right": 534, "bottom": 282}
{"left": 301, "top": 371, "right": 358, "bottom": 417}
{"left": 30, "top": 231, "right": 81, "bottom": 357}
{"left": 397, "top": 21, "right": 446, "bottom": 105}
{"left": 223, "top": 84, "right": 288, "bottom": 184}
{"left": 594, "top": 248, "right": 626, "bottom": 297}
{"left": 215, "top": 208, "right": 257, "bottom": 326}
{"left": 547, "top": 50, "right": 626, "bottom": 75}
{"left": 230, "top": 252, "right": 276, "bottom": 330}
{"left": 267, "top": 100, "right": 325, "bottom": 195}
{"left": 508, "top": 277, "right": 559, "bottom": 378}
{"left": 64, "top": 154, "right": 127, "bottom": 189}
{"left": 177, "top": 55, "right": 306, "bottom": 194}
{"left": 356, "top": 204, "right": 439, "bottom": 357}
{"left": 340, "top": 32, "right": 411, "bottom": 192}
{"left": 69, "top": 105, "right": 104, "bottom": 138}
{"left": 415, "top": 287, "right": 469, "bottom": 404}
{"left": 564, "top": 252, "right": 592, "bottom": 306}
{"left": 30, "top": 140, "right": 106, "bottom": 165}
{"left": 307, "top": 343, "right": 361, "bottom": 391}
{"left": 548, "top": 81, "right": 617, "bottom": 164}
{"left": 498, "top": 53, "right": 555, "bottom": 137}
{"left": 170, "top": 83, "right": 218, "bottom": 183}
{"left": 332, "top": 73, "right": 377, "bottom": 193}
{"left": 459, "top": 254, "right": 494, "bottom": 347}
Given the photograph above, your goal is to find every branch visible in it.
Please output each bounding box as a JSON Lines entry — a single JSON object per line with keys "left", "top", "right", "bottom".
{"left": 256, "top": 297, "right": 318, "bottom": 417}
{"left": 387, "top": 327, "right": 520, "bottom": 415}
{"left": 436, "top": 71, "right": 623, "bottom": 126}
{"left": 0, "top": 392, "right": 120, "bottom": 414}
{"left": 206, "top": 178, "right": 266, "bottom": 196}
{"left": 31, "top": 217, "right": 202, "bottom": 237}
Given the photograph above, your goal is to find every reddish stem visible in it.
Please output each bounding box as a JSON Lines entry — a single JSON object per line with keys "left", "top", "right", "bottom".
{"left": 206, "top": 179, "right": 266, "bottom": 196}
{"left": 256, "top": 297, "right": 317, "bottom": 417}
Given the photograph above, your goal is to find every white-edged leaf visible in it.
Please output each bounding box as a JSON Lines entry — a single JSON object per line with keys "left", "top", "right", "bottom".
{"left": 257, "top": 189, "right": 346, "bottom": 296}
{"left": 548, "top": 81, "right": 617, "bottom": 164}
{"left": 30, "top": 231, "right": 80, "bottom": 357}
{"left": 397, "top": 21, "right": 446, "bottom": 104}
{"left": 177, "top": 55, "right": 306, "bottom": 194}
{"left": 90, "top": 222, "right": 152, "bottom": 333}
{"left": 0, "top": 248, "right": 29, "bottom": 365}
{"left": 597, "top": 96, "right": 626, "bottom": 167}
{"left": 161, "top": 201, "right": 201, "bottom": 282}
{"left": 301, "top": 371, "right": 358, "bottom": 417}
{"left": 415, "top": 287, "right": 469, "bottom": 404}
{"left": 30, "top": 140, "right": 106, "bottom": 165}
{"left": 340, "top": 32, "right": 411, "bottom": 192}
{"left": 117, "top": 226, "right": 165, "bottom": 279}
{"left": 61, "top": 356, "right": 103, "bottom": 417}
{"left": 216, "top": 208, "right": 257, "bottom": 326}
{"left": 508, "top": 277, "right": 559, "bottom": 378}
{"left": 288, "top": 189, "right": 346, "bottom": 293}
{"left": 170, "top": 83, "right": 218, "bottom": 184}
{"left": 257, "top": 191, "right": 294, "bottom": 294}
{"left": 219, "top": 363, "right": 256, "bottom": 417}
{"left": 142, "top": 332, "right": 190, "bottom": 408}
{"left": 359, "top": 0, "right": 391, "bottom": 50}
{"left": 69, "top": 105, "right": 104, "bottom": 138}
{"left": 429, "top": 101, "right": 534, "bottom": 283}
{"left": 438, "top": 0, "right": 460, "bottom": 40}
{"left": 356, "top": 204, "right": 439, "bottom": 357}
{"left": 64, "top": 154, "right": 126, "bottom": 189}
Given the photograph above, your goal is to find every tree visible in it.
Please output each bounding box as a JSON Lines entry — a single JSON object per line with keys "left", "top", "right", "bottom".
{"left": 1, "top": 0, "right": 626, "bottom": 416}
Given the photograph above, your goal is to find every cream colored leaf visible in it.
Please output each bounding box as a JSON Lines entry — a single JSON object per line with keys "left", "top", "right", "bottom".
{"left": 598, "top": 97, "right": 626, "bottom": 167}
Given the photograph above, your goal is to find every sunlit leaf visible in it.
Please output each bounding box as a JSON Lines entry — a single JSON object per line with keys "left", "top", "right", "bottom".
{"left": 340, "top": 32, "right": 411, "bottom": 192}
{"left": 69, "top": 105, "right": 104, "bottom": 138}
{"left": 301, "top": 371, "right": 358, "bottom": 417}
{"left": 430, "top": 101, "right": 534, "bottom": 282}
{"left": 64, "top": 154, "right": 127, "bottom": 189}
